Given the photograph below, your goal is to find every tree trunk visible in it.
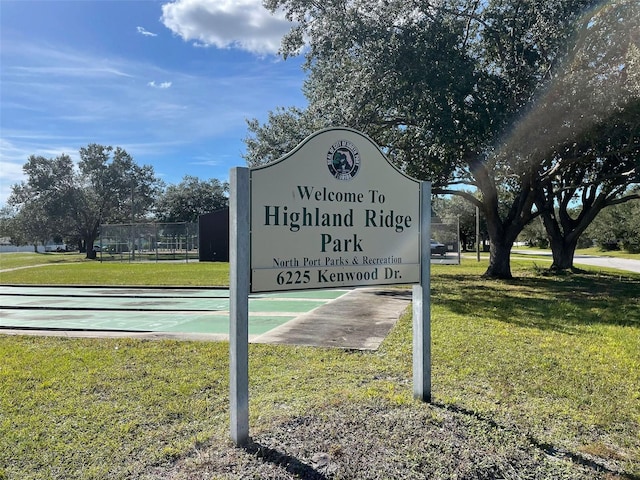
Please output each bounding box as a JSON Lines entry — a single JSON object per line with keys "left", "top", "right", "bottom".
{"left": 83, "top": 235, "right": 97, "bottom": 259}
{"left": 460, "top": 232, "right": 469, "bottom": 251}
{"left": 481, "top": 197, "right": 517, "bottom": 279}
{"left": 483, "top": 239, "right": 514, "bottom": 279}
{"left": 549, "top": 236, "right": 579, "bottom": 271}
{"left": 537, "top": 201, "right": 584, "bottom": 273}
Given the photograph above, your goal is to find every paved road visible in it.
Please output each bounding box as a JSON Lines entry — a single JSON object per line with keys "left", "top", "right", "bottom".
{"left": 512, "top": 250, "right": 640, "bottom": 273}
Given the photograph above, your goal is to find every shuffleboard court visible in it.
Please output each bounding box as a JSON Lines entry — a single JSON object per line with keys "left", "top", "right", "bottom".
{"left": 0, "top": 286, "right": 349, "bottom": 337}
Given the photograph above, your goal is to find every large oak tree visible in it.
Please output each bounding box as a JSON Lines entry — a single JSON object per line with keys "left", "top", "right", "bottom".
{"left": 8, "top": 145, "right": 162, "bottom": 257}
{"left": 245, "top": 0, "right": 639, "bottom": 278}
{"left": 154, "top": 175, "right": 229, "bottom": 223}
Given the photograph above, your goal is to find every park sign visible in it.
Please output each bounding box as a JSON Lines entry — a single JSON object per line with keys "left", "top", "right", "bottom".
{"left": 229, "top": 127, "right": 432, "bottom": 445}
{"left": 250, "top": 127, "right": 421, "bottom": 292}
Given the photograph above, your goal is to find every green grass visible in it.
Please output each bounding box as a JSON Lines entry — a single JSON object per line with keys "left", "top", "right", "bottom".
{"left": 429, "top": 263, "right": 640, "bottom": 449}
{"left": 0, "top": 255, "right": 229, "bottom": 286}
{"left": 513, "top": 245, "right": 640, "bottom": 260}
{"left": 576, "top": 246, "right": 640, "bottom": 259}
{"left": 0, "top": 257, "right": 639, "bottom": 479}
{"left": 0, "top": 252, "right": 87, "bottom": 270}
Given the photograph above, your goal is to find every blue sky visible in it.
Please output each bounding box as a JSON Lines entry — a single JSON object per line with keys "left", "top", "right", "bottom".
{"left": 0, "top": 0, "right": 307, "bottom": 205}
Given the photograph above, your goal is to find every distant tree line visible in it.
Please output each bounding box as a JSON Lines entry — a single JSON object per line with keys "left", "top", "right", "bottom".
{"left": 0, "top": 144, "right": 228, "bottom": 258}
{"left": 1, "top": 140, "right": 636, "bottom": 263}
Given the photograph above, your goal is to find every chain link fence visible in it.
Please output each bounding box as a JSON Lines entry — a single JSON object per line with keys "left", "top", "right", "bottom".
{"left": 97, "top": 219, "right": 456, "bottom": 264}
{"left": 97, "top": 222, "right": 198, "bottom": 262}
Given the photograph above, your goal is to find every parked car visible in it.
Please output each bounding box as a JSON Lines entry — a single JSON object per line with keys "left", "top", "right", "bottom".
{"left": 45, "top": 244, "right": 67, "bottom": 252}
{"left": 104, "top": 243, "right": 129, "bottom": 253}
{"left": 430, "top": 239, "right": 447, "bottom": 256}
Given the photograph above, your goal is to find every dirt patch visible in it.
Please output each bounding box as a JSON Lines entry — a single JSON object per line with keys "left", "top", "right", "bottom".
{"left": 145, "top": 400, "right": 632, "bottom": 479}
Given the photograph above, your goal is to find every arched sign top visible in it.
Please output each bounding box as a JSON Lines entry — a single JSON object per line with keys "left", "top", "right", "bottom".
{"left": 250, "top": 127, "right": 421, "bottom": 293}
{"left": 251, "top": 127, "right": 420, "bottom": 185}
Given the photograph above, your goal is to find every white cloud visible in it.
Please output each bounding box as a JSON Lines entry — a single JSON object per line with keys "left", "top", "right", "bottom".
{"left": 0, "top": 34, "right": 306, "bottom": 205}
{"left": 148, "top": 81, "right": 173, "bottom": 88}
{"left": 160, "top": 0, "right": 292, "bottom": 55}
{"left": 11, "top": 65, "right": 133, "bottom": 78}
{"left": 137, "top": 26, "right": 158, "bottom": 37}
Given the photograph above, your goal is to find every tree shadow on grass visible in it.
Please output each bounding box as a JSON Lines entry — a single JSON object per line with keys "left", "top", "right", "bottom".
{"left": 431, "top": 402, "right": 640, "bottom": 480}
{"left": 434, "top": 271, "right": 640, "bottom": 333}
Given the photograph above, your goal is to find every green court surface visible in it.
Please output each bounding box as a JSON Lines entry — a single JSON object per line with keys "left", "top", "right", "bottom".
{"left": 0, "top": 286, "right": 349, "bottom": 336}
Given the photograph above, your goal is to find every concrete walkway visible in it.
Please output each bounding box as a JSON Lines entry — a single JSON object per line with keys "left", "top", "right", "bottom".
{"left": 253, "top": 288, "right": 411, "bottom": 350}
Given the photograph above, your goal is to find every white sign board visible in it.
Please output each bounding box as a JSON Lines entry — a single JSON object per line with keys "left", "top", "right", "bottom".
{"left": 250, "top": 128, "right": 421, "bottom": 292}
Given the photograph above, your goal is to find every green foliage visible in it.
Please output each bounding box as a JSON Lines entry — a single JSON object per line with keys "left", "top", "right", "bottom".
{"left": 433, "top": 194, "right": 486, "bottom": 250}
{"left": 6, "top": 145, "right": 163, "bottom": 257}
{"left": 244, "top": 107, "right": 320, "bottom": 166}
{"left": 584, "top": 193, "right": 640, "bottom": 252}
{"left": 249, "top": 0, "right": 640, "bottom": 279}
{"left": 519, "top": 216, "right": 549, "bottom": 248}
{"left": 154, "top": 175, "right": 229, "bottom": 223}
{"left": 0, "top": 203, "right": 46, "bottom": 251}
{"left": 7, "top": 155, "right": 76, "bottom": 249}
{"left": 534, "top": 95, "right": 640, "bottom": 269}
{"left": 77, "top": 144, "right": 162, "bottom": 226}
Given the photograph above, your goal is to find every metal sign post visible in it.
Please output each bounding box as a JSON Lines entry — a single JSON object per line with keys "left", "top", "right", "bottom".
{"left": 229, "top": 167, "right": 250, "bottom": 445}
{"left": 413, "top": 181, "right": 432, "bottom": 402}
{"left": 476, "top": 205, "right": 481, "bottom": 262}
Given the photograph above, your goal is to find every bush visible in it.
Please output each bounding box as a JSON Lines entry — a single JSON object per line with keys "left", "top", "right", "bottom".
{"left": 600, "top": 241, "right": 621, "bottom": 251}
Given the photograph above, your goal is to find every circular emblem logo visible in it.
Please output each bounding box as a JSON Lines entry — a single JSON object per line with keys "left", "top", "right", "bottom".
{"left": 327, "top": 140, "right": 360, "bottom": 180}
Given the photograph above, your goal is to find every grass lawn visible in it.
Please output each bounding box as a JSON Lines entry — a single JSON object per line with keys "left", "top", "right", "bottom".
{"left": 0, "top": 255, "right": 229, "bottom": 286}
{"left": 0, "top": 256, "right": 638, "bottom": 479}
{"left": 575, "top": 247, "right": 640, "bottom": 259}
{"left": 0, "top": 252, "right": 87, "bottom": 270}
{"left": 512, "top": 246, "right": 640, "bottom": 260}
